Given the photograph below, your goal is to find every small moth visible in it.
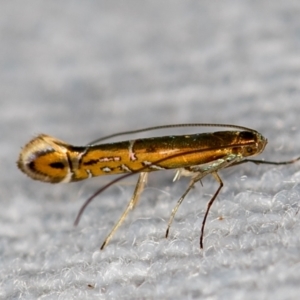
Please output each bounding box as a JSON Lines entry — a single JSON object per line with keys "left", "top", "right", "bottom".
{"left": 17, "top": 123, "right": 299, "bottom": 249}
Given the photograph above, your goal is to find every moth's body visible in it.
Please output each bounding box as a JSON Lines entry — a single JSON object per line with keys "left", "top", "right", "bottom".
{"left": 18, "top": 123, "right": 297, "bottom": 250}
{"left": 17, "top": 130, "right": 266, "bottom": 184}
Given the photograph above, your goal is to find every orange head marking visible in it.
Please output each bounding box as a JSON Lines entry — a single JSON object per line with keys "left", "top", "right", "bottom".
{"left": 17, "top": 134, "right": 72, "bottom": 183}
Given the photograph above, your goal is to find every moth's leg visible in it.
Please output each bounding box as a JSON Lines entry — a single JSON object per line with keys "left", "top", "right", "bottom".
{"left": 200, "top": 171, "right": 223, "bottom": 248}
{"left": 165, "top": 172, "right": 204, "bottom": 238}
{"left": 100, "top": 172, "right": 148, "bottom": 249}
{"left": 242, "top": 157, "right": 300, "bottom": 166}
{"left": 165, "top": 171, "right": 224, "bottom": 249}
{"left": 131, "top": 172, "right": 148, "bottom": 209}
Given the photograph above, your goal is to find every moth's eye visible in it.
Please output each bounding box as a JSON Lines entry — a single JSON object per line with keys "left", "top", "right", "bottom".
{"left": 247, "top": 147, "right": 254, "bottom": 153}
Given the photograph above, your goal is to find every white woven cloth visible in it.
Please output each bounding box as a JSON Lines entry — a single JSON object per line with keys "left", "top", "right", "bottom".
{"left": 2, "top": 1, "right": 300, "bottom": 299}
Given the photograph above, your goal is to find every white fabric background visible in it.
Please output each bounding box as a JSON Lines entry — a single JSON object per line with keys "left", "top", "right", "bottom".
{"left": 1, "top": 1, "right": 300, "bottom": 299}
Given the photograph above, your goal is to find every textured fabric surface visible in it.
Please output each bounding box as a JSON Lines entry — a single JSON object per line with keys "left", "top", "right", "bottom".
{"left": 2, "top": 1, "right": 300, "bottom": 299}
